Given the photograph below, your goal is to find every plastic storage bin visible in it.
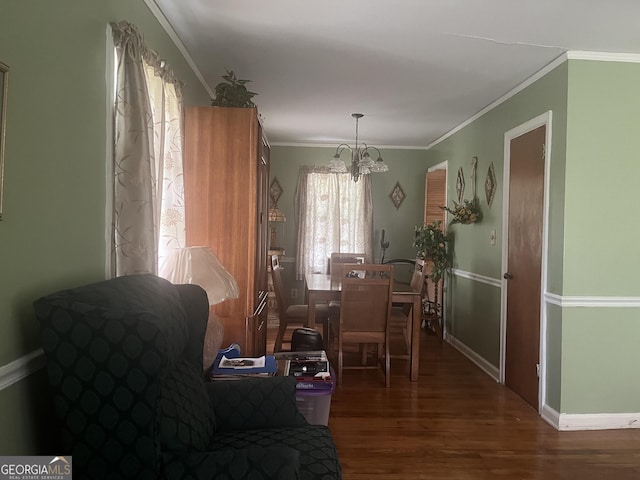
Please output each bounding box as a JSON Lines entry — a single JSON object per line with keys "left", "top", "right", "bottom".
{"left": 296, "top": 386, "right": 334, "bottom": 426}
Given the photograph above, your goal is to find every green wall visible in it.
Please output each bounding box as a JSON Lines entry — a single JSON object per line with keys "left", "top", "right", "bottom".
{"left": 427, "top": 58, "right": 640, "bottom": 416}
{"left": 425, "top": 61, "right": 569, "bottom": 395}
{"left": 559, "top": 60, "right": 640, "bottom": 412}
{"left": 0, "top": 0, "right": 210, "bottom": 453}
{"left": 564, "top": 61, "right": 640, "bottom": 296}
{"left": 269, "top": 145, "right": 432, "bottom": 297}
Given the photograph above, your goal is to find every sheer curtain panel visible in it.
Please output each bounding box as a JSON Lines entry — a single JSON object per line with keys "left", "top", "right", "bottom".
{"left": 111, "top": 21, "right": 185, "bottom": 276}
{"left": 295, "top": 166, "right": 373, "bottom": 279}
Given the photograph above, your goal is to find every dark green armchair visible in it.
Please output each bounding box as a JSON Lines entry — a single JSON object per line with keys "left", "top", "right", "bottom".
{"left": 34, "top": 274, "right": 342, "bottom": 480}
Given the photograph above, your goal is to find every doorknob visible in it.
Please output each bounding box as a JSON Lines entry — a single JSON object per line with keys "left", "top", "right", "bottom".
{"left": 503, "top": 273, "right": 513, "bottom": 280}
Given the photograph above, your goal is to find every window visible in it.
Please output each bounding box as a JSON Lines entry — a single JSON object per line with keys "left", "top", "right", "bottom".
{"left": 295, "top": 167, "right": 373, "bottom": 278}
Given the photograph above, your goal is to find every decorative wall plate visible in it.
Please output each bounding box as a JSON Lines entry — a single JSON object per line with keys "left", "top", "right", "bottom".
{"left": 389, "top": 181, "right": 406, "bottom": 210}
{"left": 485, "top": 162, "right": 496, "bottom": 208}
{"left": 269, "top": 177, "right": 283, "bottom": 205}
{"left": 456, "top": 167, "right": 465, "bottom": 203}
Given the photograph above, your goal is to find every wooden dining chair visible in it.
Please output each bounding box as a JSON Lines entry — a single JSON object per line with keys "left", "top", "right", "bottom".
{"left": 328, "top": 263, "right": 394, "bottom": 387}
{"left": 270, "top": 255, "right": 330, "bottom": 352}
{"left": 390, "top": 258, "right": 426, "bottom": 356}
{"left": 328, "top": 253, "right": 367, "bottom": 312}
{"left": 329, "top": 252, "right": 366, "bottom": 281}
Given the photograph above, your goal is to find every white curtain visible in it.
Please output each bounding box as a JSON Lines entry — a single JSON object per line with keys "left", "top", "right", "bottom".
{"left": 111, "top": 21, "right": 185, "bottom": 276}
{"left": 295, "top": 166, "right": 373, "bottom": 278}
{"left": 143, "top": 54, "right": 185, "bottom": 268}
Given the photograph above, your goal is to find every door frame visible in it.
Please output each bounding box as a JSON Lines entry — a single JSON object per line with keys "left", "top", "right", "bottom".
{"left": 499, "top": 111, "right": 552, "bottom": 412}
{"left": 424, "top": 160, "right": 448, "bottom": 223}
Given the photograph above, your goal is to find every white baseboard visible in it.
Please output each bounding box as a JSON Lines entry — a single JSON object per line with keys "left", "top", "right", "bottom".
{"left": 558, "top": 412, "right": 640, "bottom": 431}
{"left": 544, "top": 404, "right": 640, "bottom": 430}
{"left": 541, "top": 403, "right": 561, "bottom": 429}
{"left": 445, "top": 333, "right": 500, "bottom": 382}
{"left": 447, "top": 340, "right": 640, "bottom": 432}
{"left": 0, "top": 349, "right": 46, "bottom": 392}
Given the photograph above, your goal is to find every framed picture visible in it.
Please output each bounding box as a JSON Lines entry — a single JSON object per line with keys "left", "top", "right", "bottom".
{"left": 0, "top": 62, "right": 8, "bottom": 221}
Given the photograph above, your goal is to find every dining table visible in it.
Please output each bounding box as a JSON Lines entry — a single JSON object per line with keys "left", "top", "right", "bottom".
{"left": 304, "top": 273, "right": 422, "bottom": 381}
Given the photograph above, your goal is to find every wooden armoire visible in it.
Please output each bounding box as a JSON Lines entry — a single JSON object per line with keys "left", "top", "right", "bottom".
{"left": 184, "top": 106, "right": 270, "bottom": 356}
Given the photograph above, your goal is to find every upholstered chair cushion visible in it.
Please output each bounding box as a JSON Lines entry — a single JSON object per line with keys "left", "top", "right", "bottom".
{"left": 206, "top": 376, "right": 307, "bottom": 431}
{"left": 160, "top": 358, "right": 215, "bottom": 452}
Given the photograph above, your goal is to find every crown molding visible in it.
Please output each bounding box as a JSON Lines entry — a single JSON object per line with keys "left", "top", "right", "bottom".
{"left": 567, "top": 51, "right": 640, "bottom": 63}
{"left": 270, "top": 142, "right": 429, "bottom": 150}
{"left": 143, "top": 0, "right": 214, "bottom": 97}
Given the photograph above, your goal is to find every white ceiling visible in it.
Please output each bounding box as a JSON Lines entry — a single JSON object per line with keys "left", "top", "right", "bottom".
{"left": 152, "top": 0, "right": 640, "bottom": 148}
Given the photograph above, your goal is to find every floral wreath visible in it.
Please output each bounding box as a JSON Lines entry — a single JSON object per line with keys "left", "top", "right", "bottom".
{"left": 441, "top": 197, "right": 482, "bottom": 225}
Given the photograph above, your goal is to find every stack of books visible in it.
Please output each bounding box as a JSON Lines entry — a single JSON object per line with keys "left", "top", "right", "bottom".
{"left": 274, "top": 351, "right": 333, "bottom": 390}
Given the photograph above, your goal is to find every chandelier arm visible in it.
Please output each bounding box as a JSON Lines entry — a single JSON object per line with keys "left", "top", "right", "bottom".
{"left": 363, "top": 145, "right": 381, "bottom": 157}
{"left": 334, "top": 143, "right": 353, "bottom": 157}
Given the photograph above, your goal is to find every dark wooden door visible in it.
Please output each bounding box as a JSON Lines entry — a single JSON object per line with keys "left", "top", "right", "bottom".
{"left": 505, "top": 125, "right": 545, "bottom": 408}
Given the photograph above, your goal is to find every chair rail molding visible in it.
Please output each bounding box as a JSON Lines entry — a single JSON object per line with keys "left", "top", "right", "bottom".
{"left": 0, "top": 349, "right": 45, "bottom": 392}
{"left": 545, "top": 292, "right": 640, "bottom": 308}
{"left": 451, "top": 268, "right": 502, "bottom": 288}
{"left": 452, "top": 269, "right": 640, "bottom": 307}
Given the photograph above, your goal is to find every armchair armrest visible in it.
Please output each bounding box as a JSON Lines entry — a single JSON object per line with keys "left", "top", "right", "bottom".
{"left": 206, "top": 376, "right": 307, "bottom": 431}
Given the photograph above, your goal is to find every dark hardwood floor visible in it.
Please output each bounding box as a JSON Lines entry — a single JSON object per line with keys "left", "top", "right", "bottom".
{"left": 267, "top": 324, "right": 640, "bottom": 479}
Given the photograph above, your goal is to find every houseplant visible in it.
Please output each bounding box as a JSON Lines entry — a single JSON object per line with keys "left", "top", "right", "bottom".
{"left": 210, "top": 68, "right": 258, "bottom": 108}
{"left": 413, "top": 221, "right": 452, "bottom": 335}
{"left": 412, "top": 220, "right": 451, "bottom": 284}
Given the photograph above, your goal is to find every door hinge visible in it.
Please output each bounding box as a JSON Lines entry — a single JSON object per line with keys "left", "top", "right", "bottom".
{"left": 536, "top": 363, "right": 541, "bottom": 378}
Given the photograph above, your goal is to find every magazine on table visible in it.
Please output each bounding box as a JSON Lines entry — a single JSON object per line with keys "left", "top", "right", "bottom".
{"left": 209, "top": 354, "right": 277, "bottom": 379}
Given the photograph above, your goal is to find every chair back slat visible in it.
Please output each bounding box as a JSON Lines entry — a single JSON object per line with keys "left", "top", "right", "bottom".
{"left": 270, "top": 254, "right": 289, "bottom": 313}
{"left": 338, "top": 263, "right": 394, "bottom": 334}
{"left": 330, "top": 252, "right": 367, "bottom": 280}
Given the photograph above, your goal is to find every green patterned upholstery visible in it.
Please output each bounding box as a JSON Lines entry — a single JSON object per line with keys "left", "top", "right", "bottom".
{"left": 35, "top": 274, "right": 342, "bottom": 480}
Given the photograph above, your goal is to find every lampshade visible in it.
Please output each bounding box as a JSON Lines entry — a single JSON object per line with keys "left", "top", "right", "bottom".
{"left": 268, "top": 206, "right": 286, "bottom": 222}
{"left": 159, "top": 246, "right": 239, "bottom": 305}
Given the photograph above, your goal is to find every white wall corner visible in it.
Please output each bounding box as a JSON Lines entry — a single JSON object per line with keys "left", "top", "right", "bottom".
{"left": 541, "top": 403, "right": 561, "bottom": 429}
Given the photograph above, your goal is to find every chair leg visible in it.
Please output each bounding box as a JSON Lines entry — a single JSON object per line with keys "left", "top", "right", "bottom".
{"left": 321, "top": 321, "right": 329, "bottom": 350}
{"left": 338, "top": 343, "right": 343, "bottom": 387}
{"left": 403, "top": 318, "right": 412, "bottom": 354}
{"left": 384, "top": 337, "right": 391, "bottom": 388}
{"left": 274, "top": 316, "right": 288, "bottom": 352}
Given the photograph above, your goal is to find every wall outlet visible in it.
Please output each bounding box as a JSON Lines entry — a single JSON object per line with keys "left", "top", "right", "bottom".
{"left": 291, "top": 288, "right": 297, "bottom": 299}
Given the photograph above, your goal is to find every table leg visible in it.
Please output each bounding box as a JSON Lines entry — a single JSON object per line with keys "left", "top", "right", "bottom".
{"left": 306, "top": 291, "right": 317, "bottom": 329}
{"left": 410, "top": 295, "right": 420, "bottom": 381}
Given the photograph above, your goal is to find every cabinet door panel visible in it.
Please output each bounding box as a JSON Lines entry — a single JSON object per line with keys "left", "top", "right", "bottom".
{"left": 184, "top": 106, "right": 268, "bottom": 355}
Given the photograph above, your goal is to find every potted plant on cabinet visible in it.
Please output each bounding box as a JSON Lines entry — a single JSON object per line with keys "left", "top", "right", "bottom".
{"left": 210, "top": 69, "right": 258, "bottom": 108}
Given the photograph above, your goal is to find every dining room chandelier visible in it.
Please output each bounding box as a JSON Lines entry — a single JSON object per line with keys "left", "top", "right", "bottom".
{"left": 328, "top": 113, "right": 389, "bottom": 182}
